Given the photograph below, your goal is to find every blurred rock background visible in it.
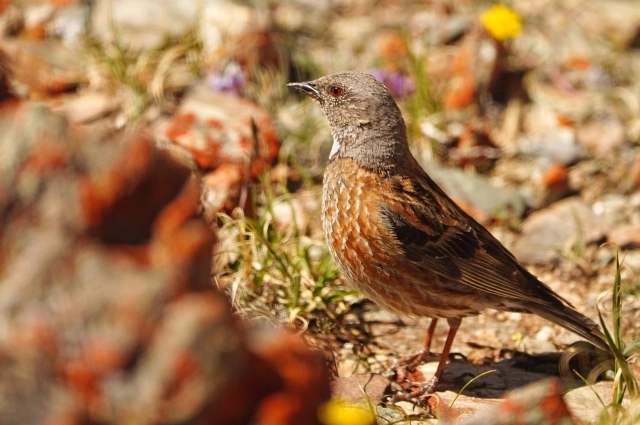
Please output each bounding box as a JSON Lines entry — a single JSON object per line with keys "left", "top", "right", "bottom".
{"left": 0, "top": 0, "right": 639, "bottom": 424}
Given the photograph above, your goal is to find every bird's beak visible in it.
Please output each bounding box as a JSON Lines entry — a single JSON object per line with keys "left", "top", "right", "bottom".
{"left": 287, "top": 81, "right": 321, "bottom": 101}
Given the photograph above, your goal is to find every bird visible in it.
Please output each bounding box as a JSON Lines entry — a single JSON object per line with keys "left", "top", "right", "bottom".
{"left": 287, "top": 71, "right": 607, "bottom": 392}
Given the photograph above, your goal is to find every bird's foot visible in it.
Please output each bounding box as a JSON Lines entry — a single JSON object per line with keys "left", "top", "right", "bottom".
{"left": 387, "top": 349, "right": 441, "bottom": 404}
{"left": 390, "top": 348, "right": 431, "bottom": 371}
{"left": 389, "top": 376, "right": 438, "bottom": 404}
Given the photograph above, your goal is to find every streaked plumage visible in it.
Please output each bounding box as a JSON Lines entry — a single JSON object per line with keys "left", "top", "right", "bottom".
{"left": 288, "top": 71, "right": 606, "bottom": 390}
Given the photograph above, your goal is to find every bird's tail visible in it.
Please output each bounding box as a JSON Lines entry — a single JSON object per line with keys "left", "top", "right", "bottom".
{"left": 533, "top": 303, "right": 609, "bottom": 352}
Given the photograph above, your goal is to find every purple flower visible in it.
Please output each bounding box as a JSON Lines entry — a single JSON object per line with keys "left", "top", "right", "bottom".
{"left": 207, "top": 62, "right": 245, "bottom": 93}
{"left": 369, "top": 69, "right": 415, "bottom": 99}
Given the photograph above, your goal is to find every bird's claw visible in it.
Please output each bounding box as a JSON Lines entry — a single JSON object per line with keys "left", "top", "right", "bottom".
{"left": 390, "top": 348, "right": 431, "bottom": 370}
{"left": 389, "top": 376, "right": 438, "bottom": 404}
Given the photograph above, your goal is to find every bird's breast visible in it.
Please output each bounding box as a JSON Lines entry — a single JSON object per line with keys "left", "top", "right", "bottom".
{"left": 321, "top": 159, "right": 475, "bottom": 318}
{"left": 322, "top": 160, "right": 384, "bottom": 274}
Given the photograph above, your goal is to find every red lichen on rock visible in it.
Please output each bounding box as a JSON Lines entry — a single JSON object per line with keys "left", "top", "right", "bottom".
{"left": 542, "top": 163, "right": 568, "bottom": 188}
{"left": 0, "top": 101, "right": 328, "bottom": 424}
{"left": 165, "top": 112, "right": 196, "bottom": 141}
{"left": 158, "top": 87, "right": 280, "bottom": 216}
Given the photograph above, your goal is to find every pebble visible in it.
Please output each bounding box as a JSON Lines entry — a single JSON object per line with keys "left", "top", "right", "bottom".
{"left": 622, "top": 250, "right": 640, "bottom": 269}
{"left": 592, "top": 193, "right": 628, "bottom": 226}
{"left": 576, "top": 118, "right": 627, "bottom": 155}
{"left": 512, "top": 197, "right": 606, "bottom": 264}
{"left": 51, "top": 92, "right": 119, "bottom": 124}
{"left": 518, "top": 133, "right": 585, "bottom": 166}
{"left": 418, "top": 160, "right": 528, "bottom": 221}
{"left": 91, "top": 0, "right": 199, "bottom": 50}
{"left": 608, "top": 223, "right": 640, "bottom": 249}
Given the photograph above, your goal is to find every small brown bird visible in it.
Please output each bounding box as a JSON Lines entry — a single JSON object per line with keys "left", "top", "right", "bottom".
{"left": 287, "top": 71, "right": 607, "bottom": 390}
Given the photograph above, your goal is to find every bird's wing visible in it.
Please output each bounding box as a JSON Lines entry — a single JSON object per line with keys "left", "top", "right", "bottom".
{"left": 377, "top": 172, "right": 567, "bottom": 307}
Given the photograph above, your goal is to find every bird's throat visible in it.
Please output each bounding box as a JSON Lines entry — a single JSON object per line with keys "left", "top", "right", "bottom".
{"left": 328, "top": 126, "right": 410, "bottom": 172}
{"left": 329, "top": 136, "right": 341, "bottom": 160}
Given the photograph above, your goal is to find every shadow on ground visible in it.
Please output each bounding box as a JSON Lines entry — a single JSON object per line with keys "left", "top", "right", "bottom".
{"left": 433, "top": 350, "right": 608, "bottom": 398}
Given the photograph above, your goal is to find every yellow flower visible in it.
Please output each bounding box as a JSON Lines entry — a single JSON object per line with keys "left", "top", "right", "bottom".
{"left": 481, "top": 4, "right": 522, "bottom": 40}
{"left": 318, "top": 400, "right": 376, "bottom": 425}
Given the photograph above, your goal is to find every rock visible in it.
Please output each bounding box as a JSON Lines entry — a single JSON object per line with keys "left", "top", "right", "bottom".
{"left": 0, "top": 101, "right": 329, "bottom": 425}
{"left": 446, "top": 123, "right": 502, "bottom": 172}
{"left": 521, "top": 336, "right": 557, "bottom": 354}
{"left": 512, "top": 197, "right": 606, "bottom": 264}
{"left": 0, "top": 39, "right": 87, "bottom": 97}
{"left": 442, "top": 33, "right": 500, "bottom": 112}
{"left": 272, "top": 0, "right": 332, "bottom": 35}
{"left": 532, "top": 163, "right": 573, "bottom": 208}
{"left": 199, "top": 0, "right": 271, "bottom": 65}
{"left": 426, "top": 391, "right": 502, "bottom": 423}
{"left": 633, "top": 158, "right": 640, "bottom": 189}
{"left": 569, "top": 158, "right": 639, "bottom": 203}
{"left": 524, "top": 74, "right": 596, "bottom": 120}
{"left": 466, "top": 328, "right": 502, "bottom": 350}
{"left": 552, "top": 328, "right": 587, "bottom": 349}
{"left": 91, "top": 0, "right": 200, "bottom": 50}
{"left": 23, "top": 3, "right": 55, "bottom": 35}
{"left": 245, "top": 327, "right": 331, "bottom": 425}
{"left": 382, "top": 347, "right": 617, "bottom": 423}
{"left": 49, "top": 3, "right": 91, "bottom": 46}
{"left": 454, "top": 378, "right": 574, "bottom": 425}
{"left": 608, "top": 224, "right": 640, "bottom": 249}
{"left": 155, "top": 82, "right": 279, "bottom": 218}
{"left": 51, "top": 91, "right": 119, "bottom": 124}
{"left": 417, "top": 160, "right": 529, "bottom": 221}
{"left": 564, "top": 382, "right": 631, "bottom": 425}
{"left": 0, "top": 3, "right": 22, "bottom": 38}
{"left": 576, "top": 118, "right": 627, "bottom": 155}
{"left": 574, "top": 0, "right": 640, "bottom": 49}
{"left": 517, "top": 133, "right": 584, "bottom": 167}
{"left": 0, "top": 101, "right": 213, "bottom": 423}
{"left": 91, "top": 0, "right": 272, "bottom": 66}
{"left": 518, "top": 99, "right": 591, "bottom": 167}
{"left": 622, "top": 250, "right": 640, "bottom": 270}
{"left": 592, "top": 194, "right": 630, "bottom": 227}
{"left": 630, "top": 191, "right": 640, "bottom": 210}
{"left": 331, "top": 373, "right": 390, "bottom": 404}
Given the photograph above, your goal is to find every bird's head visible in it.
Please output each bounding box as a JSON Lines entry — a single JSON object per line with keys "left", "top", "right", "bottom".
{"left": 287, "top": 71, "right": 409, "bottom": 167}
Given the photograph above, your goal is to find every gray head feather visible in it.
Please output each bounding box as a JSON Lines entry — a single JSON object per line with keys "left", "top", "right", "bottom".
{"left": 288, "top": 71, "right": 410, "bottom": 171}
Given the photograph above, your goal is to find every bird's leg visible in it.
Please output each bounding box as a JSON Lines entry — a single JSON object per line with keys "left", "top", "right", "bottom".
{"left": 391, "top": 318, "right": 438, "bottom": 369}
{"left": 420, "top": 318, "right": 439, "bottom": 359}
{"left": 434, "top": 317, "right": 461, "bottom": 381}
{"left": 390, "top": 318, "right": 462, "bottom": 402}
{"left": 416, "top": 317, "right": 462, "bottom": 395}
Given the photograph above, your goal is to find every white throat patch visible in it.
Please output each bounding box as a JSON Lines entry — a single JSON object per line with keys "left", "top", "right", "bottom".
{"left": 329, "top": 136, "right": 341, "bottom": 159}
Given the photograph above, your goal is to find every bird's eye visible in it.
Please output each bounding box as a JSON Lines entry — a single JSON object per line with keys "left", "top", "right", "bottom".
{"left": 330, "top": 86, "right": 343, "bottom": 97}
